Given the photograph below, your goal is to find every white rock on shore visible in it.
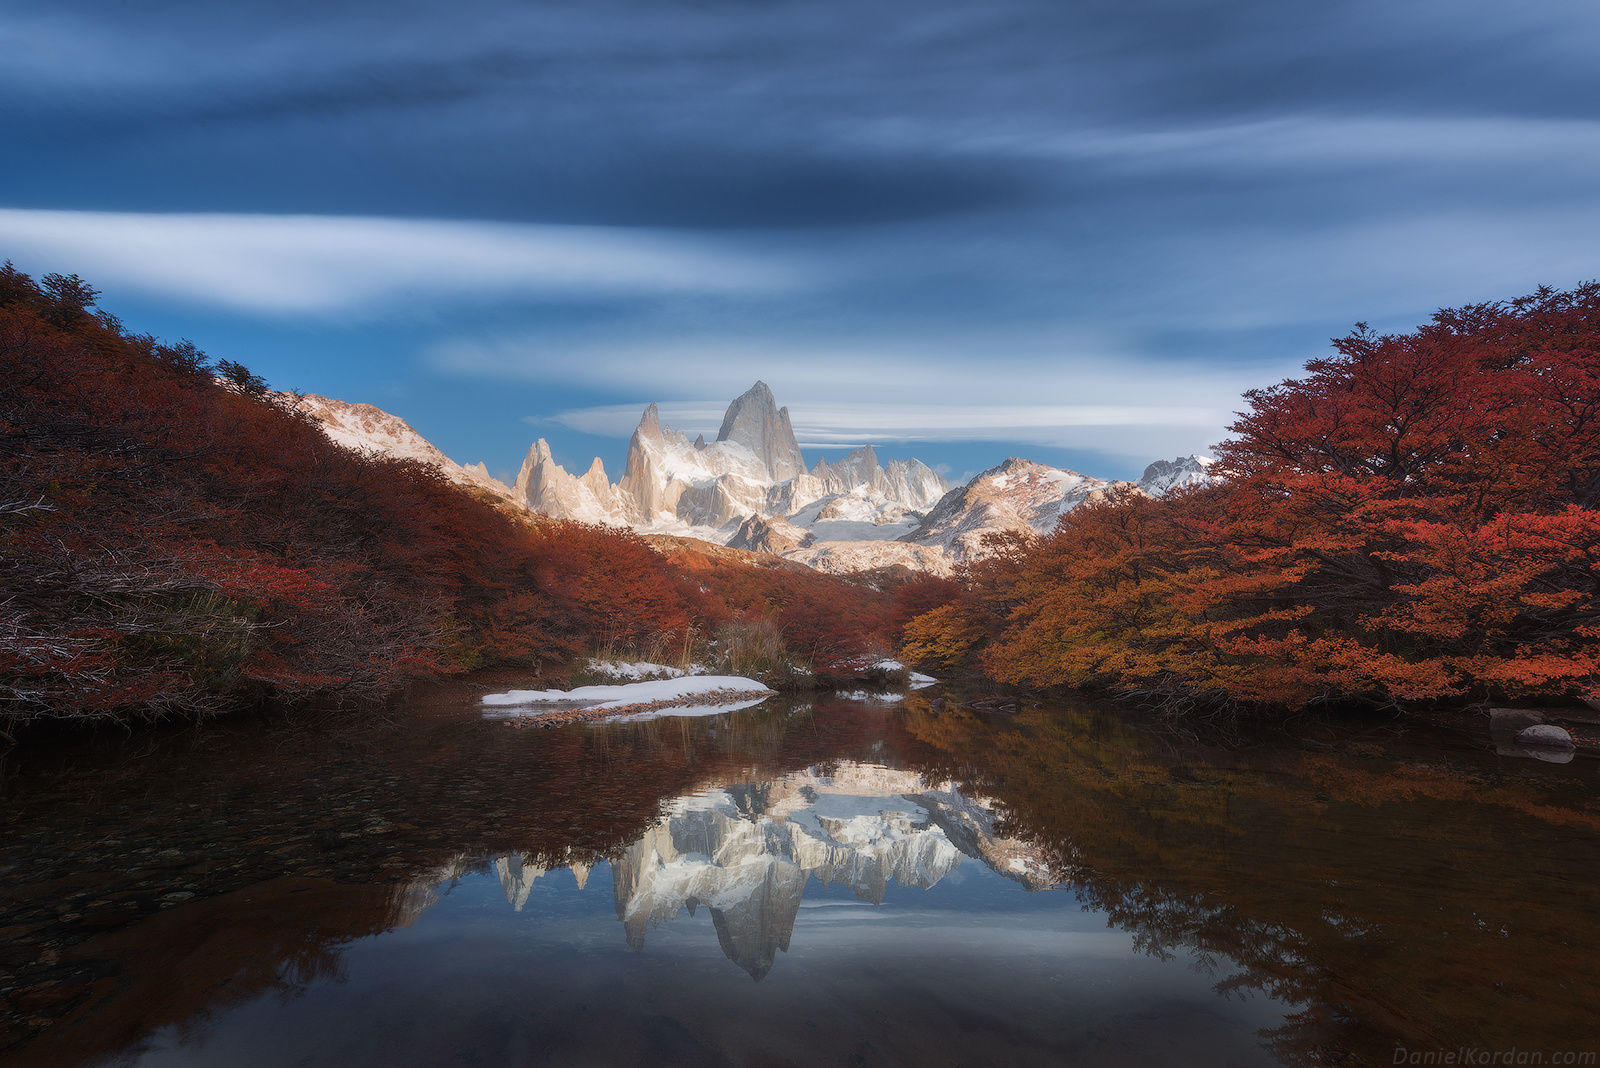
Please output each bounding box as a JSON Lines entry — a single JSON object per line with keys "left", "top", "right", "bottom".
{"left": 1517, "top": 724, "right": 1576, "bottom": 749}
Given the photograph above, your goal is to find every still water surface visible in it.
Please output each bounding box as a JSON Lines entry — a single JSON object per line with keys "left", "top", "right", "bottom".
{"left": 2, "top": 687, "right": 1596, "bottom": 1065}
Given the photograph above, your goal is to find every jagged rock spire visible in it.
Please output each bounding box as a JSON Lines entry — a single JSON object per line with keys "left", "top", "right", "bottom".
{"left": 636, "top": 402, "right": 663, "bottom": 439}
{"left": 715, "top": 381, "right": 806, "bottom": 481}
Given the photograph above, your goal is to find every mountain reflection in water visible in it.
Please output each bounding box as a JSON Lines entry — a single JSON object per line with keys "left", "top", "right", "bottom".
{"left": 480, "top": 763, "right": 1056, "bottom": 980}
{"left": 1, "top": 689, "right": 1596, "bottom": 1066}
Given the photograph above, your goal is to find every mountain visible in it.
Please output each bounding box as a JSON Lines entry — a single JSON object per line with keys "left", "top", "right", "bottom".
{"left": 715, "top": 381, "right": 807, "bottom": 482}
{"left": 899, "top": 457, "right": 1114, "bottom": 562}
{"left": 286, "top": 393, "right": 520, "bottom": 505}
{"left": 809, "top": 445, "right": 946, "bottom": 511}
{"left": 290, "top": 382, "right": 1215, "bottom": 576}
{"left": 727, "top": 515, "right": 812, "bottom": 555}
{"left": 899, "top": 453, "right": 1217, "bottom": 562}
{"left": 1138, "top": 453, "right": 1217, "bottom": 497}
{"left": 514, "top": 439, "right": 630, "bottom": 526}
{"left": 520, "top": 382, "right": 951, "bottom": 539}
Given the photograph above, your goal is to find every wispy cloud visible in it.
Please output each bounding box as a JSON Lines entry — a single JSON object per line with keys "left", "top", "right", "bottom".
{"left": 516, "top": 338, "right": 1266, "bottom": 461}
{"left": 840, "top": 114, "right": 1600, "bottom": 173}
{"left": 0, "top": 209, "right": 799, "bottom": 314}
{"left": 547, "top": 400, "right": 1228, "bottom": 440}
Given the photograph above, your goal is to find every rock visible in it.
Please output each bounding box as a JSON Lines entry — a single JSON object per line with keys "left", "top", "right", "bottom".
{"left": 1517, "top": 724, "right": 1575, "bottom": 750}
{"left": 727, "top": 515, "right": 810, "bottom": 555}
{"left": 515, "top": 438, "right": 630, "bottom": 525}
{"left": 1547, "top": 703, "right": 1600, "bottom": 726}
{"left": 715, "top": 381, "right": 807, "bottom": 482}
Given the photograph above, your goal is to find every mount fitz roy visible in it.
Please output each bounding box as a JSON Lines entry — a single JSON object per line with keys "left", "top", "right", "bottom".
{"left": 518, "top": 381, "right": 946, "bottom": 529}
{"left": 289, "top": 381, "right": 1214, "bottom": 575}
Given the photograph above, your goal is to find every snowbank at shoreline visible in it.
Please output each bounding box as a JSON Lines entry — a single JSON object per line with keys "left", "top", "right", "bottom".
{"left": 482, "top": 675, "right": 772, "bottom": 712}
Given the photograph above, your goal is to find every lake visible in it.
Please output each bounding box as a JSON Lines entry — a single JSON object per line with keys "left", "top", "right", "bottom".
{"left": 2, "top": 686, "right": 1596, "bottom": 1065}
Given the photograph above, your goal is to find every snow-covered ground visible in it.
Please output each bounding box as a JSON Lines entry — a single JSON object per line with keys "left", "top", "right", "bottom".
{"left": 876, "top": 660, "right": 939, "bottom": 688}
{"left": 584, "top": 659, "right": 703, "bottom": 680}
{"left": 837, "top": 690, "right": 905, "bottom": 703}
{"left": 783, "top": 539, "right": 955, "bottom": 577}
{"left": 482, "top": 675, "right": 772, "bottom": 714}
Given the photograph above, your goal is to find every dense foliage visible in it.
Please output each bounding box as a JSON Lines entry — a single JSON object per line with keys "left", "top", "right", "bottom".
{"left": 0, "top": 267, "right": 900, "bottom": 726}
{"left": 905, "top": 284, "right": 1600, "bottom": 713}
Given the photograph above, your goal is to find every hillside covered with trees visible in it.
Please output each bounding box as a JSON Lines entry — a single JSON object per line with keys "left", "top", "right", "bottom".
{"left": 0, "top": 266, "right": 924, "bottom": 730}
{"left": 904, "top": 284, "right": 1600, "bottom": 716}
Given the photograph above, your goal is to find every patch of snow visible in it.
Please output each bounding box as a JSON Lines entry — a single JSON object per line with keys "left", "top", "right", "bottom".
{"left": 634, "top": 518, "right": 744, "bottom": 544}
{"left": 784, "top": 539, "right": 955, "bottom": 577}
{"left": 482, "top": 675, "right": 772, "bottom": 711}
{"left": 586, "top": 659, "right": 687, "bottom": 680}
{"left": 804, "top": 518, "right": 920, "bottom": 542}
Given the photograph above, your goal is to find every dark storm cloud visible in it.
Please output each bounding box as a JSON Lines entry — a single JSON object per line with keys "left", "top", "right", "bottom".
{"left": 9, "top": 0, "right": 1596, "bottom": 229}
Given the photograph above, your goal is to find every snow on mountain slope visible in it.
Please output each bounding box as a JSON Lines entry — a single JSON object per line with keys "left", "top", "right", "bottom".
{"left": 1137, "top": 454, "right": 1217, "bottom": 497}
{"left": 287, "top": 393, "right": 519, "bottom": 504}
{"left": 521, "top": 382, "right": 948, "bottom": 539}
{"left": 783, "top": 539, "right": 954, "bottom": 577}
{"left": 784, "top": 485, "right": 921, "bottom": 542}
{"left": 900, "top": 457, "right": 1112, "bottom": 562}
{"left": 900, "top": 453, "right": 1219, "bottom": 564}
{"left": 290, "top": 383, "right": 1215, "bottom": 577}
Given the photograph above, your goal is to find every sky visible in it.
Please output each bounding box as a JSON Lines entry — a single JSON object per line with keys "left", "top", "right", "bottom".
{"left": 4, "top": 0, "right": 1599, "bottom": 484}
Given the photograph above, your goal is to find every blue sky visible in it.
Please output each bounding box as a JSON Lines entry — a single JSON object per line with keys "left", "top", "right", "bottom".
{"left": 4, "top": 0, "right": 1599, "bottom": 483}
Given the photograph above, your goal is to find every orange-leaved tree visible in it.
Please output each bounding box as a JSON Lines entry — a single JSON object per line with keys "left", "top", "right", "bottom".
{"left": 905, "top": 283, "right": 1600, "bottom": 713}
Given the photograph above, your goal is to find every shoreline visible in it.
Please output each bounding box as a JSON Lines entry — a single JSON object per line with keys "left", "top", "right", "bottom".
{"left": 490, "top": 687, "right": 777, "bottom": 728}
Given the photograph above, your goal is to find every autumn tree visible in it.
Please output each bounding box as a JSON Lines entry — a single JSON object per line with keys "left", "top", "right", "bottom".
{"left": 905, "top": 284, "right": 1600, "bottom": 713}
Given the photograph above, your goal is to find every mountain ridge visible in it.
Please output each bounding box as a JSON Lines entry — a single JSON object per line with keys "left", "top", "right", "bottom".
{"left": 291, "top": 382, "right": 1216, "bottom": 575}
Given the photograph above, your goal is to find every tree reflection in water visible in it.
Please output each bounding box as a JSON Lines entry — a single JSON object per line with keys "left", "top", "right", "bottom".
{"left": 1, "top": 686, "right": 1595, "bottom": 1064}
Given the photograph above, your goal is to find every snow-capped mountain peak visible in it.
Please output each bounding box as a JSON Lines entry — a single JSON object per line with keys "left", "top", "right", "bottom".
{"left": 899, "top": 457, "right": 1111, "bottom": 562}
{"left": 288, "top": 383, "right": 1215, "bottom": 577}
{"left": 715, "top": 380, "right": 807, "bottom": 482}
{"left": 1137, "top": 453, "right": 1216, "bottom": 497}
